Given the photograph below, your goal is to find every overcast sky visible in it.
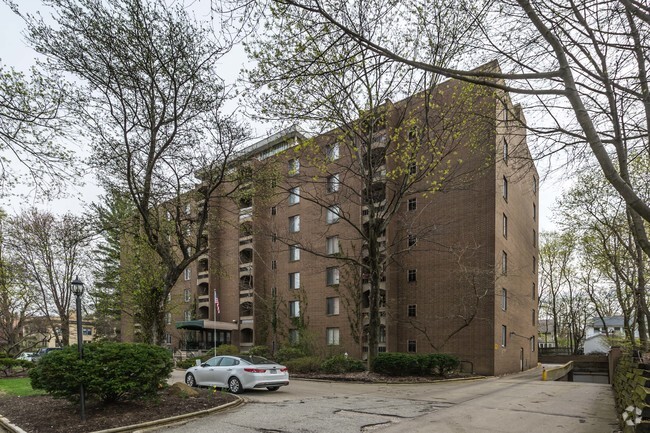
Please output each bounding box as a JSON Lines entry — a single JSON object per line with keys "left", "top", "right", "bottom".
{"left": 0, "top": 1, "right": 561, "bottom": 231}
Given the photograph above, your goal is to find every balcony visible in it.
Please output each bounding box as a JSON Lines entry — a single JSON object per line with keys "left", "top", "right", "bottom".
{"left": 198, "top": 296, "right": 210, "bottom": 308}
{"left": 239, "top": 264, "right": 253, "bottom": 276}
{"left": 239, "top": 206, "right": 253, "bottom": 221}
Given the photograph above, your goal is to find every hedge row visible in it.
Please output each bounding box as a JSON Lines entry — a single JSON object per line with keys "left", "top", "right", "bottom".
{"left": 30, "top": 342, "right": 173, "bottom": 403}
{"left": 372, "top": 352, "right": 459, "bottom": 376}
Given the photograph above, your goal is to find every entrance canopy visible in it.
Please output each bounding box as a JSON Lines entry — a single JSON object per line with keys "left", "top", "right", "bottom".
{"left": 175, "top": 320, "right": 238, "bottom": 331}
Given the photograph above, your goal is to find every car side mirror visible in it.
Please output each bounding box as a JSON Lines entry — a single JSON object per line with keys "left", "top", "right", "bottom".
{"left": 200, "top": 362, "right": 208, "bottom": 367}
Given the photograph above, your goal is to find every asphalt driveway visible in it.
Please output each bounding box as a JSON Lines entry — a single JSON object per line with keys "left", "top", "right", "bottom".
{"left": 161, "top": 367, "right": 618, "bottom": 433}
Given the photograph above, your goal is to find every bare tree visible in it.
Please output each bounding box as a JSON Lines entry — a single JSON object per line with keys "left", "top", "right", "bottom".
{"left": 4, "top": 209, "right": 92, "bottom": 347}
{"left": 14, "top": 0, "right": 250, "bottom": 343}
{"left": 0, "top": 59, "right": 77, "bottom": 198}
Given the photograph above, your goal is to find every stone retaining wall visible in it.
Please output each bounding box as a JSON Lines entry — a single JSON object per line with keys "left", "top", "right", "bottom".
{"left": 613, "top": 352, "right": 650, "bottom": 432}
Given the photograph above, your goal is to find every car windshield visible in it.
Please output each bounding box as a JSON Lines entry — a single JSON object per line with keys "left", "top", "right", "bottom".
{"left": 238, "top": 356, "right": 276, "bottom": 365}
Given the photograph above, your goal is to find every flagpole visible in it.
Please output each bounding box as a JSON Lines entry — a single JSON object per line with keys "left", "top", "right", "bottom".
{"left": 214, "top": 289, "right": 217, "bottom": 357}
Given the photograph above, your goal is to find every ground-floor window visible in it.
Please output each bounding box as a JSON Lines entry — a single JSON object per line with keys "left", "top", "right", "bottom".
{"left": 408, "top": 340, "right": 416, "bottom": 352}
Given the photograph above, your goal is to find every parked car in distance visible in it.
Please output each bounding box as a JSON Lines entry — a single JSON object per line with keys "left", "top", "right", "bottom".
{"left": 185, "top": 355, "right": 289, "bottom": 394}
{"left": 17, "top": 352, "right": 35, "bottom": 362}
{"left": 32, "top": 347, "right": 62, "bottom": 362}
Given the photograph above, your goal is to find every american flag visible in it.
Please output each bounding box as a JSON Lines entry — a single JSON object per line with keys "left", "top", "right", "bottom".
{"left": 214, "top": 291, "right": 221, "bottom": 314}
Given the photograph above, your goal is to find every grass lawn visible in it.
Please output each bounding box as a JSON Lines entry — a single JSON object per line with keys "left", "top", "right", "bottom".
{"left": 0, "top": 377, "right": 45, "bottom": 397}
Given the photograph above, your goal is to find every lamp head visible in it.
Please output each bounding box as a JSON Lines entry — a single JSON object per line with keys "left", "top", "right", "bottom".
{"left": 71, "top": 276, "right": 84, "bottom": 296}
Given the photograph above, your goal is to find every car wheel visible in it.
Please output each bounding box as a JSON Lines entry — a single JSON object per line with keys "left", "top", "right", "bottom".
{"left": 267, "top": 386, "right": 280, "bottom": 391}
{"left": 228, "top": 377, "right": 243, "bottom": 394}
{"left": 185, "top": 373, "right": 196, "bottom": 387}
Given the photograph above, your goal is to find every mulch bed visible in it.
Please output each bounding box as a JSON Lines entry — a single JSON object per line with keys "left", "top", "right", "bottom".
{"left": 0, "top": 386, "right": 236, "bottom": 433}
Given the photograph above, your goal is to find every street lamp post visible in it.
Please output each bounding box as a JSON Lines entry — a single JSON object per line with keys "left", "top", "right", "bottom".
{"left": 70, "top": 276, "right": 86, "bottom": 422}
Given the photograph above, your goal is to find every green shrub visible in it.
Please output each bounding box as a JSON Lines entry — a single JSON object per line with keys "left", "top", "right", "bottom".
{"left": 30, "top": 342, "right": 173, "bottom": 403}
{"left": 372, "top": 352, "right": 459, "bottom": 376}
{"left": 246, "top": 345, "right": 270, "bottom": 358}
{"left": 427, "top": 353, "right": 459, "bottom": 376}
{"left": 320, "top": 355, "right": 366, "bottom": 374}
{"left": 373, "top": 353, "right": 422, "bottom": 376}
{"left": 0, "top": 357, "right": 32, "bottom": 377}
{"left": 275, "top": 347, "right": 306, "bottom": 363}
{"left": 283, "top": 356, "right": 321, "bottom": 373}
{"left": 214, "top": 344, "right": 239, "bottom": 355}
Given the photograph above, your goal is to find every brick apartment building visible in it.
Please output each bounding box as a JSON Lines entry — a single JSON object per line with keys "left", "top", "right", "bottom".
{"left": 127, "top": 65, "right": 539, "bottom": 376}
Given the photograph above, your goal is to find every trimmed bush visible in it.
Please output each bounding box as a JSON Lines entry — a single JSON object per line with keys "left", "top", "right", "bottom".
{"left": 372, "top": 352, "right": 459, "bottom": 376}
{"left": 320, "top": 355, "right": 366, "bottom": 374}
{"left": 0, "top": 358, "right": 32, "bottom": 377}
{"left": 214, "top": 344, "right": 239, "bottom": 355}
{"left": 283, "top": 356, "right": 321, "bottom": 373}
{"left": 274, "top": 347, "right": 306, "bottom": 363}
{"left": 30, "top": 342, "right": 173, "bottom": 403}
{"left": 246, "top": 345, "right": 270, "bottom": 358}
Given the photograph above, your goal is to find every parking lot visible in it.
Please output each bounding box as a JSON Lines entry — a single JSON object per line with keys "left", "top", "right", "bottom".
{"left": 161, "top": 367, "right": 618, "bottom": 433}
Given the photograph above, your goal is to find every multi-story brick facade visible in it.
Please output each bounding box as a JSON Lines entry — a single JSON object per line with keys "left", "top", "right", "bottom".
{"left": 151, "top": 65, "right": 538, "bottom": 376}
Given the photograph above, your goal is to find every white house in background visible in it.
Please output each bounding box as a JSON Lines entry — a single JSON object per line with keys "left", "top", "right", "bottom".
{"left": 584, "top": 316, "right": 633, "bottom": 354}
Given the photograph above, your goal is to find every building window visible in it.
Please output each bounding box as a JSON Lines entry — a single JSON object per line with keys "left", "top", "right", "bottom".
{"left": 530, "top": 336, "right": 536, "bottom": 352}
{"left": 501, "top": 288, "right": 507, "bottom": 311}
{"left": 184, "top": 289, "right": 191, "bottom": 302}
{"left": 407, "top": 304, "right": 417, "bottom": 317}
{"left": 407, "top": 269, "right": 417, "bottom": 282}
{"left": 533, "top": 176, "right": 537, "bottom": 194}
{"left": 184, "top": 268, "right": 191, "bottom": 281}
{"left": 501, "top": 325, "right": 507, "bottom": 347}
{"left": 408, "top": 161, "right": 417, "bottom": 175}
{"left": 502, "top": 176, "right": 508, "bottom": 201}
{"left": 408, "top": 198, "right": 417, "bottom": 211}
{"left": 533, "top": 202, "right": 537, "bottom": 221}
{"left": 326, "top": 328, "right": 340, "bottom": 345}
{"left": 289, "top": 272, "right": 300, "bottom": 290}
{"left": 533, "top": 229, "right": 537, "bottom": 247}
{"left": 164, "top": 333, "right": 172, "bottom": 344}
{"left": 271, "top": 260, "right": 277, "bottom": 270}
{"left": 532, "top": 282, "right": 536, "bottom": 300}
{"left": 289, "top": 158, "right": 300, "bottom": 175}
{"left": 326, "top": 205, "right": 340, "bottom": 224}
{"left": 326, "top": 236, "right": 340, "bottom": 255}
{"left": 533, "top": 256, "right": 536, "bottom": 273}
{"left": 289, "top": 300, "right": 300, "bottom": 318}
{"left": 271, "top": 206, "right": 277, "bottom": 215}
{"left": 289, "top": 215, "right": 300, "bottom": 233}
{"left": 501, "top": 251, "right": 507, "bottom": 275}
{"left": 165, "top": 312, "right": 172, "bottom": 325}
{"left": 326, "top": 267, "right": 340, "bottom": 286}
{"left": 407, "top": 340, "right": 417, "bottom": 352}
{"left": 272, "top": 232, "right": 277, "bottom": 242}
{"left": 503, "top": 138, "right": 509, "bottom": 163}
{"left": 289, "top": 329, "right": 300, "bottom": 344}
{"left": 82, "top": 327, "right": 92, "bottom": 336}
{"left": 289, "top": 245, "right": 301, "bottom": 261}
{"left": 326, "top": 143, "right": 340, "bottom": 161}
{"left": 327, "top": 174, "right": 340, "bottom": 193}
{"left": 326, "top": 297, "right": 340, "bottom": 315}
{"left": 503, "top": 214, "right": 508, "bottom": 238}
{"left": 408, "top": 234, "right": 417, "bottom": 247}
{"left": 289, "top": 187, "right": 300, "bottom": 205}
{"left": 532, "top": 309, "right": 536, "bottom": 325}
{"left": 184, "top": 310, "right": 192, "bottom": 321}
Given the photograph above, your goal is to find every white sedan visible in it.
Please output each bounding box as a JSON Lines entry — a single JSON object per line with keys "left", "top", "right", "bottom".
{"left": 185, "top": 355, "right": 289, "bottom": 394}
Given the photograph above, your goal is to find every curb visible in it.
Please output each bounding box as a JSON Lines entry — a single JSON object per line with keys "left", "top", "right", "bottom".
{"left": 0, "top": 396, "right": 245, "bottom": 433}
